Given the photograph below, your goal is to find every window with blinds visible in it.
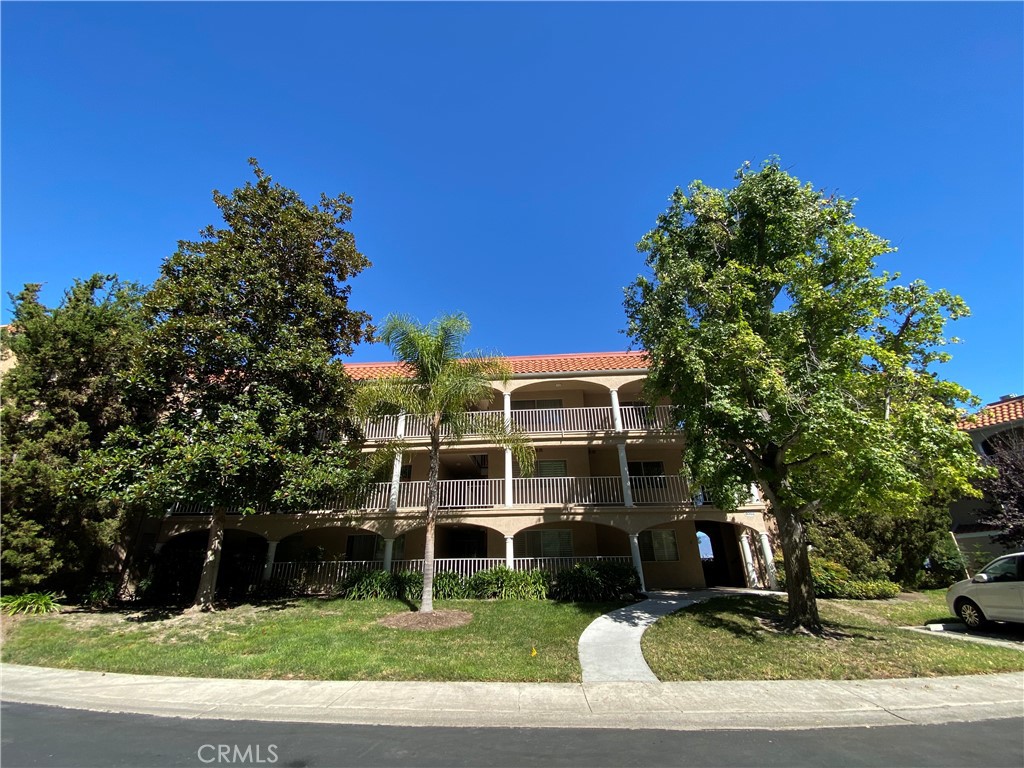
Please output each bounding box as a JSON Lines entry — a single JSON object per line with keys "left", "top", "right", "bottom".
{"left": 515, "top": 529, "right": 573, "bottom": 558}
{"left": 639, "top": 529, "right": 679, "bottom": 561}
{"left": 536, "top": 459, "right": 568, "bottom": 477}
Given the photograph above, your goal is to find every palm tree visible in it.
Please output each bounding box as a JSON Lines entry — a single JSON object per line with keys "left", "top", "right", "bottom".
{"left": 353, "top": 314, "right": 535, "bottom": 613}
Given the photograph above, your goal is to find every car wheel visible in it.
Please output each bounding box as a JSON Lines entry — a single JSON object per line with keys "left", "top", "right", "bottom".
{"left": 956, "top": 598, "right": 987, "bottom": 629}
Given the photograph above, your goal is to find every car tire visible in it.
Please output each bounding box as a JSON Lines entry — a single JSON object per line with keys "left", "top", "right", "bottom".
{"left": 956, "top": 598, "right": 988, "bottom": 629}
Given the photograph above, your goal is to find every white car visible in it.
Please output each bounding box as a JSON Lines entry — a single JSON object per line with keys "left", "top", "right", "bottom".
{"left": 946, "top": 552, "right": 1024, "bottom": 629}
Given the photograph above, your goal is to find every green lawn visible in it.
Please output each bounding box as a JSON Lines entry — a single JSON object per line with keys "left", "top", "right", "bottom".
{"left": 1, "top": 599, "right": 622, "bottom": 682}
{"left": 642, "top": 591, "right": 1024, "bottom": 681}
{"left": 6, "top": 592, "right": 1023, "bottom": 683}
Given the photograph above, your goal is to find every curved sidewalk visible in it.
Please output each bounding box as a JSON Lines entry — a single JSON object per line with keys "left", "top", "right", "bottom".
{"left": 578, "top": 588, "right": 763, "bottom": 682}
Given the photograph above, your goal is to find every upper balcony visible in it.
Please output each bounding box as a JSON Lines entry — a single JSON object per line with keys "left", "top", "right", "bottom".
{"left": 362, "top": 404, "right": 679, "bottom": 442}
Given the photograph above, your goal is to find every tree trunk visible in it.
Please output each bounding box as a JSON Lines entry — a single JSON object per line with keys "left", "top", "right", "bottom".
{"left": 193, "top": 507, "right": 226, "bottom": 612}
{"left": 773, "top": 503, "right": 821, "bottom": 632}
{"left": 419, "top": 428, "right": 442, "bottom": 613}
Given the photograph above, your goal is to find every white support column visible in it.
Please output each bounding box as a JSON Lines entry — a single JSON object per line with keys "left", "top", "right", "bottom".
{"left": 505, "top": 536, "right": 515, "bottom": 569}
{"left": 739, "top": 532, "right": 760, "bottom": 588}
{"left": 759, "top": 531, "right": 779, "bottom": 590}
{"left": 628, "top": 533, "right": 648, "bottom": 594}
{"left": 262, "top": 540, "right": 279, "bottom": 582}
{"left": 503, "top": 392, "right": 513, "bottom": 508}
{"left": 617, "top": 443, "right": 634, "bottom": 507}
{"left": 609, "top": 388, "right": 623, "bottom": 432}
{"left": 382, "top": 537, "right": 395, "bottom": 572}
{"left": 388, "top": 413, "right": 407, "bottom": 513}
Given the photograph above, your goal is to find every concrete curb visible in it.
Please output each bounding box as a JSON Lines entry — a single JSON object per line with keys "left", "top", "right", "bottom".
{"left": 3, "top": 664, "right": 1022, "bottom": 731}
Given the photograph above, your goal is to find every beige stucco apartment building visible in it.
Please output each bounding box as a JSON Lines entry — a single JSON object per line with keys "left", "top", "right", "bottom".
{"left": 153, "top": 351, "right": 779, "bottom": 596}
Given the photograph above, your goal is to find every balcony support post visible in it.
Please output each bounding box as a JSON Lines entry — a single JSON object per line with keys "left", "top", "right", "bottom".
{"left": 739, "top": 531, "right": 760, "bottom": 588}
{"left": 383, "top": 537, "right": 395, "bottom": 572}
{"left": 505, "top": 536, "right": 514, "bottom": 569}
{"left": 503, "top": 392, "right": 513, "bottom": 508}
{"left": 628, "top": 533, "right": 648, "bottom": 594}
{"left": 609, "top": 388, "right": 623, "bottom": 431}
{"left": 388, "top": 413, "right": 407, "bottom": 513}
{"left": 758, "top": 531, "right": 778, "bottom": 590}
{"left": 617, "top": 443, "right": 634, "bottom": 507}
{"left": 262, "top": 540, "right": 279, "bottom": 583}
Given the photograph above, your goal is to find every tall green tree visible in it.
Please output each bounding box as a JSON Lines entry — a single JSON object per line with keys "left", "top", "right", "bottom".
{"left": 1, "top": 275, "right": 147, "bottom": 594}
{"left": 86, "top": 160, "right": 372, "bottom": 610}
{"left": 625, "top": 159, "right": 984, "bottom": 631}
{"left": 352, "top": 314, "right": 535, "bottom": 613}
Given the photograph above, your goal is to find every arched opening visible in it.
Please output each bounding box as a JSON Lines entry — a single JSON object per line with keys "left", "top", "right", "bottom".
{"left": 150, "top": 529, "right": 267, "bottom": 604}
{"left": 694, "top": 521, "right": 747, "bottom": 587}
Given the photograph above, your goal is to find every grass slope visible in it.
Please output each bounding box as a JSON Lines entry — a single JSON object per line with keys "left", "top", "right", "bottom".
{"left": 1, "top": 599, "right": 621, "bottom": 683}
{"left": 642, "top": 591, "right": 1024, "bottom": 680}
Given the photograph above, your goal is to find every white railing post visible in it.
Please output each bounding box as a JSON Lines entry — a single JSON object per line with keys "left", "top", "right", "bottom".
{"left": 758, "top": 531, "right": 778, "bottom": 590}
{"left": 628, "top": 533, "right": 648, "bottom": 593}
{"left": 388, "top": 413, "right": 407, "bottom": 512}
{"left": 503, "top": 392, "right": 513, "bottom": 508}
{"left": 617, "top": 443, "right": 634, "bottom": 507}
{"left": 505, "top": 536, "right": 514, "bottom": 569}
{"left": 262, "top": 541, "right": 278, "bottom": 582}
{"left": 739, "top": 532, "right": 760, "bottom": 588}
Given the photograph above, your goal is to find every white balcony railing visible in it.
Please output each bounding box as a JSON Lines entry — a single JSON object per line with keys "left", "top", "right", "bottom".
{"left": 266, "top": 555, "right": 638, "bottom": 593}
{"left": 168, "top": 475, "right": 710, "bottom": 516}
{"left": 361, "top": 405, "right": 678, "bottom": 441}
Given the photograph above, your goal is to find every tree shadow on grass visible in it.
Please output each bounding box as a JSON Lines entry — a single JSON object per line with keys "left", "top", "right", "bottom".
{"left": 687, "top": 595, "right": 879, "bottom": 642}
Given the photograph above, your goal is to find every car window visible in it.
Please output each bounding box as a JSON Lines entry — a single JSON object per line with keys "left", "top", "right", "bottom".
{"left": 980, "top": 556, "right": 1021, "bottom": 582}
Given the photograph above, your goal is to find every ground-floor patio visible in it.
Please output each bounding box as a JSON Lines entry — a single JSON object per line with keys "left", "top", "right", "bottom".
{"left": 148, "top": 506, "right": 778, "bottom": 602}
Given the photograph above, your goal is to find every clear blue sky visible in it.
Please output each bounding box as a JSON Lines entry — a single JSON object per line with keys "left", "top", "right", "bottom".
{"left": 3, "top": 2, "right": 1021, "bottom": 408}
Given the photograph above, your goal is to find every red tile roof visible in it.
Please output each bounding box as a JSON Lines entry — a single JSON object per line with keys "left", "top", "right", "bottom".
{"left": 959, "top": 395, "right": 1024, "bottom": 431}
{"left": 343, "top": 351, "right": 649, "bottom": 381}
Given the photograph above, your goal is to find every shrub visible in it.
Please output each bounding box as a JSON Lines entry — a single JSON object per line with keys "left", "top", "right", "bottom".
{"left": 468, "top": 566, "right": 549, "bottom": 600}
{"left": 775, "top": 556, "right": 901, "bottom": 600}
{"left": 550, "top": 561, "right": 640, "bottom": 602}
{"left": 1, "top": 591, "right": 62, "bottom": 615}
{"left": 917, "top": 536, "right": 969, "bottom": 589}
{"left": 432, "top": 570, "right": 469, "bottom": 600}
{"left": 338, "top": 569, "right": 423, "bottom": 601}
{"left": 81, "top": 578, "right": 120, "bottom": 608}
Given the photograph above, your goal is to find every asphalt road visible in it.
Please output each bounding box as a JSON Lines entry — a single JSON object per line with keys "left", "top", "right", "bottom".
{"left": 2, "top": 702, "right": 1022, "bottom": 768}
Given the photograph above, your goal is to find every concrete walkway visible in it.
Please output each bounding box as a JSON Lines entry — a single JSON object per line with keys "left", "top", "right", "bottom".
{"left": 578, "top": 588, "right": 766, "bottom": 682}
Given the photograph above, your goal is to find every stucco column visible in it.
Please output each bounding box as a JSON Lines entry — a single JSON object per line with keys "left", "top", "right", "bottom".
{"left": 505, "top": 536, "right": 515, "bottom": 569}
{"left": 262, "top": 540, "right": 279, "bottom": 582}
{"left": 628, "top": 533, "right": 648, "bottom": 594}
{"left": 609, "top": 388, "right": 623, "bottom": 431}
{"left": 739, "top": 532, "right": 759, "bottom": 588}
{"left": 388, "top": 413, "right": 407, "bottom": 512}
{"left": 758, "top": 532, "right": 778, "bottom": 590}
{"left": 383, "top": 537, "right": 395, "bottom": 572}
{"left": 503, "top": 392, "right": 513, "bottom": 508}
{"left": 617, "top": 443, "right": 634, "bottom": 507}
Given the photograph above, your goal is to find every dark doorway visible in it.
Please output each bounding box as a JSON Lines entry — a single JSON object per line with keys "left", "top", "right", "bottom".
{"left": 149, "top": 529, "right": 266, "bottom": 604}
{"left": 695, "top": 522, "right": 746, "bottom": 587}
{"left": 445, "top": 527, "right": 488, "bottom": 557}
